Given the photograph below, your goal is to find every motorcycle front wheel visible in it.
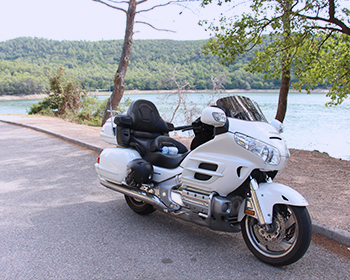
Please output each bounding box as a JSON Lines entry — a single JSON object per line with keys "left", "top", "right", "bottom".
{"left": 124, "top": 195, "right": 156, "bottom": 215}
{"left": 241, "top": 205, "right": 312, "bottom": 266}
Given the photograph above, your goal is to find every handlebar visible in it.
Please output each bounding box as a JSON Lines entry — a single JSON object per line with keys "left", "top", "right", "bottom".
{"left": 173, "top": 125, "right": 194, "bottom": 132}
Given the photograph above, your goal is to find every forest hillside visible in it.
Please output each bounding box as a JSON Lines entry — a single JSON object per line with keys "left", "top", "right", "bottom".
{"left": 0, "top": 37, "right": 284, "bottom": 95}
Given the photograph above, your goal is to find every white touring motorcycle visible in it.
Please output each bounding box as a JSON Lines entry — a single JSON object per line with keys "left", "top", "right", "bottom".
{"left": 95, "top": 95, "right": 312, "bottom": 266}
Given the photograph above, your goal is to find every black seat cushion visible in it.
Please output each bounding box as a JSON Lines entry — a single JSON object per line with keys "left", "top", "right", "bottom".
{"left": 149, "top": 136, "right": 188, "bottom": 153}
{"left": 143, "top": 151, "right": 190, "bottom": 169}
{"left": 139, "top": 136, "right": 189, "bottom": 168}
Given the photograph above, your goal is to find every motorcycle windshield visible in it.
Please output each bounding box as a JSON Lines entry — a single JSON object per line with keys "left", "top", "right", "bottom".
{"left": 216, "top": 96, "right": 268, "bottom": 122}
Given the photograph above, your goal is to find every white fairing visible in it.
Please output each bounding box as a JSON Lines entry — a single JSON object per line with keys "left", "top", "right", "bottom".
{"left": 181, "top": 133, "right": 255, "bottom": 196}
{"left": 95, "top": 147, "right": 141, "bottom": 184}
{"left": 270, "top": 119, "right": 284, "bottom": 133}
{"left": 232, "top": 119, "right": 289, "bottom": 168}
{"left": 238, "top": 182, "right": 309, "bottom": 224}
{"left": 153, "top": 165, "right": 183, "bottom": 183}
{"left": 180, "top": 118, "right": 289, "bottom": 196}
{"left": 228, "top": 118, "right": 288, "bottom": 160}
{"left": 100, "top": 117, "right": 117, "bottom": 145}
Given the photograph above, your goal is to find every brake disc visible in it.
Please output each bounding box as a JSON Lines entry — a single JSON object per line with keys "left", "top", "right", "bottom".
{"left": 252, "top": 212, "right": 286, "bottom": 247}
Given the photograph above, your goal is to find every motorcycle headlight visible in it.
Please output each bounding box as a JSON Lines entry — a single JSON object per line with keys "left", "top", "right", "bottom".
{"left": 234, "top": 132, "right": 281, "bottom": 165}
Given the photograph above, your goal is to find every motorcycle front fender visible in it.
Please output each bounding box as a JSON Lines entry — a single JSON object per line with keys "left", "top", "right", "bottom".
{"left": 238, "top": 182, "right": 309, "bottom": 224}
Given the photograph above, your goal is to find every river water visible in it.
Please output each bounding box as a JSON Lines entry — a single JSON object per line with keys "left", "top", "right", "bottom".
{"left": 1, "top": 92, "right": 349, "bottom": 160}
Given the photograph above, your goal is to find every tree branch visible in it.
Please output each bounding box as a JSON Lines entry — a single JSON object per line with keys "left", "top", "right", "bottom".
{"left": 296, "top": 0, "right": 350, "bottom": 36}
{"left": 136, "top": 1, "right": 173, "bottom": 13}
{"left": 296, "top": 14, "right": 350, "bottom": 35}
{"left": 135, "top": 21, "right": 176, "bottom": 32}
{"left": 291, "top": 0, "right": 299, "bottom": 10}
{"left": 243, "top": 16, "right": 283, "bottom": 52}
{"left": 329, "top": 0, "right": 335, "bottom": 19}
{"left": 306, "top": 25, "right": 344, "bottom": 34}
{"left": 316, "top": 31, "right": 334, "bottom": 54}
{"left": 106, "top": 0, "right": 130, "bottom": 4}
{"left": 92, "top": 0, "right": 128, "bottom": 14}
{"left": 136, "top": 0, "right": 196, "bottom": 13}
{"left": 136, "top": 0, "right": 148, "bottom": 4}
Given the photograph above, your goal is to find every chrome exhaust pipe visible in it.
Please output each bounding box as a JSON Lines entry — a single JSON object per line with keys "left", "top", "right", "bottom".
{"left": 99, "top": 178, "right": 168, "bottom": 211}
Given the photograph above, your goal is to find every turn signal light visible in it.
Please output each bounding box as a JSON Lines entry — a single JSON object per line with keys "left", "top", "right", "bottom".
{"left": 245, "top": 209, "right": 255, "bottom": 216}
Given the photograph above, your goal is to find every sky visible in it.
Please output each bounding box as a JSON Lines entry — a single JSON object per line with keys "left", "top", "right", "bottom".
{"left": 0, "top": 0, "right": 241, "bottom": 42}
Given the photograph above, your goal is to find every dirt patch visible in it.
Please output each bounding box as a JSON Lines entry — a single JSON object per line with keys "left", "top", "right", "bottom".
{"left": 312, "top": 233, "right": 350, "bottom": 259}
{"left": 275, "top": 149, "right": 350, "bottom": 232}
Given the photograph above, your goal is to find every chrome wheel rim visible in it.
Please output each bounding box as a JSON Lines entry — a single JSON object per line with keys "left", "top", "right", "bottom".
{"left": 245, "top": 205, "right": 299, "bottom": 258}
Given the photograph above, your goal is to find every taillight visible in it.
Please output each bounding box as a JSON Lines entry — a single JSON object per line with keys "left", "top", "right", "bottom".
{"left": 97, "top": 156, "right": 100, "bottom": 164}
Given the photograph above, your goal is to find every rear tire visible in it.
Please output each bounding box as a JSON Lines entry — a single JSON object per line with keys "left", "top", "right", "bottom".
{"left": 124, "top": 195, "right": 156, "bottom": 215}
{"left": 241, "top": 205, "right": 312, "bottom": 266}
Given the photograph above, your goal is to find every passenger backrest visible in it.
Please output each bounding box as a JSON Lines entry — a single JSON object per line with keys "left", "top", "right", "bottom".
{"left": 126, "top": 99, "right": 171, "bottom": 133}
{"left": 114, "top": 100, "right": 173, "bottom": 150}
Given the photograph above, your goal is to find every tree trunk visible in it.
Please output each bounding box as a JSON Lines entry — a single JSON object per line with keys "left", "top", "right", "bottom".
{"left": 101, "top": 0, "right": 137, "bottom": 126}
{"left": 275, "top": 0, "right": 292, "bottom": 123}
{"left": 275, "top": 69, "right": 290, "bottom": 122}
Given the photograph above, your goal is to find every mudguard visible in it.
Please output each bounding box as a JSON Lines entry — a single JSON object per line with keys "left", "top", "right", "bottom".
{"left": 238, "top": 182, "right": 309, "bottom": 224}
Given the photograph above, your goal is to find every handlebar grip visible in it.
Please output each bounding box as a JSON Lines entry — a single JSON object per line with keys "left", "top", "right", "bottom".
{"left": 174, "top": 125, "right": 193, "bottom": 131}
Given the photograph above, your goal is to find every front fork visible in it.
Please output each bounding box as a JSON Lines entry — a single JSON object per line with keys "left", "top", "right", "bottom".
{"left": 245, "top": 177, "right": 269, "bottom": 225}
{"left": 239, "top": 176, "right": 309, "bottom": 226}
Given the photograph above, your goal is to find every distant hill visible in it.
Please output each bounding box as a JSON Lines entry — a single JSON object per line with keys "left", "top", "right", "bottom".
{"left": 0, "top": 37, "right": 282, "bottom": 95}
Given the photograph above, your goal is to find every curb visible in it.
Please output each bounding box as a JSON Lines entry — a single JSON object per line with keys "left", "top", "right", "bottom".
{"left": 0, "top": 119, "right": 103, "bottom": 153}
{"left": 1, "top": 119, "right": 350, "bottom": 247}
{"left": 312, "top": 220, "right": 350, "bottom": 247}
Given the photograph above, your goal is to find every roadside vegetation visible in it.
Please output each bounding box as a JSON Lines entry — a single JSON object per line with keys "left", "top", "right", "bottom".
{"left": 28, "top": 66, "right": 131, "bottom": 126}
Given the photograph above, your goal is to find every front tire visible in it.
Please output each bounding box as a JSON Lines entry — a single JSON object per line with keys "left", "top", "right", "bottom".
{"left": 124, "top": 195, "right": 156, "bottom": 215}
{"left": 241, "top": 205, "right": 312, "bottom": 266}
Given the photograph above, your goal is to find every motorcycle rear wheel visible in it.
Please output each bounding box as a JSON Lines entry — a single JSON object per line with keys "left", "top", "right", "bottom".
{"left": 124, "top": 195, "right": 156, "bottom": 215}
{"left": 241, "top": 205, "right": 312, "bottom": 266}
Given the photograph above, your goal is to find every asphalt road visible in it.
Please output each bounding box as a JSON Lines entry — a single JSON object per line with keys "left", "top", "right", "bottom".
{"left": 0, "top": 122, "right": 349, "bottom": 280}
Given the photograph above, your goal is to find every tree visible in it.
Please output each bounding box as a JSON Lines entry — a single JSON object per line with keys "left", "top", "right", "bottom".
{"left": 93, "top": 0, "right": 190, "bottom": 125}
{"left": 29, "top": 66, "right": 84, "bottom": 117}
{"left": 292, "top": 1, "right": 350, "bottom": 106}
{"left": 94, "top": 0, "right": 137, "bottom": 125}
{"left": 201, "top": 0, "right": 350, "bottom": 122}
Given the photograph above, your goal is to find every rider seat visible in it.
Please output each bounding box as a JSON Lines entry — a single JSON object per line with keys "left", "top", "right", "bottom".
{"left": 114, "top": 99, "right": 189, "bottom": 168}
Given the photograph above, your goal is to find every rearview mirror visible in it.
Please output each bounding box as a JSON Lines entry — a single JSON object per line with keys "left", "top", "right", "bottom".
{"left": 201, "top": 107, "right": 227, "bottom": 127}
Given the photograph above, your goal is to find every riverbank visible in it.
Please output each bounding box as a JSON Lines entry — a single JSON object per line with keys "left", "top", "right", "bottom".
{"left": 0, "top": 88, "right": 330, "bottom": 100}
{"left": 90, "top": 88, "right": 330, "bottom": 96}
{"left": 0, "top": 93, "right": 48, "bottom": 100}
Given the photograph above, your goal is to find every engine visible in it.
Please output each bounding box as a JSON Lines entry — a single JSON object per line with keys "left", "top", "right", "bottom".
{"left": 181, "top": 187, "right": 243, "bottom": 226}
